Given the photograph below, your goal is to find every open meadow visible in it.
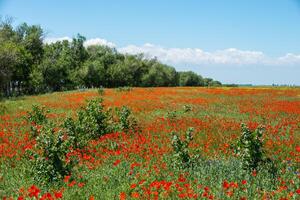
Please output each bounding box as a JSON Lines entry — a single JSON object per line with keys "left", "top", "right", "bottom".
{"left": 1, "top": 87, "right": 300, "bottom": 199}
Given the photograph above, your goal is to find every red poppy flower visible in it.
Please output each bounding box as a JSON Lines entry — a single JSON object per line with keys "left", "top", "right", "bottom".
{"left": 113, "top": 159, "right": 121, "bottom": 166}
{"left": 54, "top": 191, "right": 63, "bottom": 198}
{"left": 28, "top": 185, "right": 40, "bottom": 198}
{"left": 223, "top": 180, "right": 230, "bottom": 189}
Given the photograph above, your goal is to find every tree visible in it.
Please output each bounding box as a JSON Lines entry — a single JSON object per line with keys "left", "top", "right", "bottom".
{"left": 141, "top": 63, "right": 177, "bottom": 87}
{"left": 179, "top": 71, "right": 204, "bottom": 86}
{"left": 0, "top": 19, "right": 222, "bottom": 96}
{"left": 0, "top": 42, "right": 21, "bottom": 96}
{"left": 33, "top": 41, "right": 73, "bottom": 92}
{"left": 77, "top": 60, "right": 106, "bottom": 88}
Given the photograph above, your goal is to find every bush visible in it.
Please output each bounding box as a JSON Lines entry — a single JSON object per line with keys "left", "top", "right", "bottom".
{"left": 171, "top": 127, "right": 194, "bottom": 169}
{"left": 165, "top": 111, "right": 177, "bottom": 122}
{"left": 26, "top": 105, "right": 49, "bottom": 137}
{"left": 27, "top": 123, "right": 77, "bottom": 184}
{"left": 115, "top": 106, "right": 138, "bottom": 133}
{"left": 233, "top": 123, "right": 269, "bottom": 171}
{"left": 76, "top": 98, "right": 110, "bottom": 140}
{"left": 26, "top": 98, "right": 139, "bottom": 185}
{"left": 183, "top": 104, "right": 192, "bottom": 113}
{"left": 115, "top": 86, "right": 132, "bottom": 92}
{"left": 62, "top": 117, "right": 88, "bottom": 150}
{"left": 97, "top": 86, "right": 105, "bottom": 96}
{"left": 0, "top": 104, "right": 7, "bottom": 115}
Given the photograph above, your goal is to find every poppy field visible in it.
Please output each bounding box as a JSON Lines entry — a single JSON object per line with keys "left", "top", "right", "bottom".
{"left": 1, "top": 87, "right": 300, "bottom": 199}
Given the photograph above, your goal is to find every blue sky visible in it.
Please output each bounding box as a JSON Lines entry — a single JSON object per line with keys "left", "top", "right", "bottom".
{"left": 1, "top": 0, "right": 300, "bottom": 85}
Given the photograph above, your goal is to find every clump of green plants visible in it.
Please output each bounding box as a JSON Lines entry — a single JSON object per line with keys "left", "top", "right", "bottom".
{"left": 115, "top": 106, "right": 138, "bottom": 133}
{"left": 233, "top": 123, "right": 277, "bottom": 174}
{"left": 171, "top": 127, "right": 195, "bottom": 169}
{"left": 76, "top": 98, "right": 110, "bottom": 139}
{"left": 165, "top": 110, "right": 177, "bottom": 121}
{"left": 25, "top": 98, "right": 138, "bottom": 185}
{"left": 183, "top": 104, "right": 192, "bottom": 113}
{"left": 27, "top": 123, "right": 77, "bottom": 185}
{"left": 0, "top": 103, "right": 7, "bottom": 115}
{"left": 97, "top": 86, "right": 105, "bottom": 96}
{"left": 115, "top": 86, "right": 133, "bottom": 92}
{"left": 26, "top": 105, "right": 49, "bottom": 137}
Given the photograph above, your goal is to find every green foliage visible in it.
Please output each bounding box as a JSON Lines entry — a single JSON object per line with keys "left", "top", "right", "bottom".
{"left": 97, "top": 86, "right": 105, "bottom": 96}
{"left": 234, "top": 123, "right": 268, "bottom": 171}
{"left": 165, "top": 110, "right": 177, "bottom": 121}
{"left": 204, "top": 78, "right": 222, "bottom": 87}
{"left": 0, "top": 19, "right": 222, "bottom": 97}
{"left": 62, "top": 117, "right": 88, "bottom": 150}
{"left": 141, "top": 63, "right": 178, "bottom": 87}
{"left": 115, "top": 86, "right": 133, "bottom": 92}
{"left": 179, "top": 71, "right": 204, "bottom": 86}
{"left": 183, "top": 104, "right": 192, "bottom": 113}
{"left": 115, "top": 106, "right": 138, "bottom": 133}
{"left": 171, "top": 127, "right": 194, "bottom": 169}
{"left": 26, "top": 105, "right": 49, "bottom": 137}
{"left": 0, "top": 104, "right": 7, "bottom": 115}
{"left": 76, "top": 98, "right": 110, "bottom": 140}
{"left": 27, "top": 123, "right": 77, "bottom": 185}
{"left": 77, "top": 60, "right": 106, "bottom": 88}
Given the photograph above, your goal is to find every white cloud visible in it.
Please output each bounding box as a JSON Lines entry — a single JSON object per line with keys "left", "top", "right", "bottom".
{"left": 119, "top": 44, "right": 274, "bottom": 66}
{"left": 44, "top": 37, "right": 116, "bottom": 48}
{"left": 84, "top": 38, "right": 116, "bottom": 48}
{"left": 277, "top": 53, "right": 300, "bottom": 65}
{"left": 119, "top": 43, "right": 300, "bottom": 66}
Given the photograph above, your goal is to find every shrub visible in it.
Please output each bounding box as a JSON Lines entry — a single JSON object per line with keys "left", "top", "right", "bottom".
{"left": 115, "top": 106, "right": 138, "bottom": 133}
{"left": 115, "top": 86, "right": 132, "bottom": 92}
{"left": 26, "top": 98, "right": 139, "bottom": 185}
{"left": 62, "top": 117, "right": 88, "bottom": 150}
{"left": 26, "top": 105, "right": 49, "bottom": 137}
{"left": 171, "top": 127, "right": 194, "bottom": 169}
{"left": 183, "top": 104, "right": 192, "bottom": 113}
{"left": 165, "top": 111, "right": 177, "bottom": 121}
{"left": 97, "top": 86, "right": 105, "bottom": 96}
{"left": 233, "top": 123, "right": 270, "bottom": 171}
{"left": 76, "top": 98, "right": 110, "bottom": 139}
{"left": 0, "top": 104, "right": 7, "bottom": 115}
{"left": 27, "top": 123, "right": 77, "bottom": 184}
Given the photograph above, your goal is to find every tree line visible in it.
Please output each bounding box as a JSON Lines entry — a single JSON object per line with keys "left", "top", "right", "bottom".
{"left": 0, "top": 18, "right": 222, "bottom": 98}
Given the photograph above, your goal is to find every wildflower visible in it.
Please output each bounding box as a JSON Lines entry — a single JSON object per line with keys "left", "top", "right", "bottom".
{"left": 241, "top": 180, "right": 247, "bottom": 185}
{"left": 119, "top": 192, "right": 126, "bottom": 200}
{"left": 230, "top": 182, "right": 238, "bottom": 188}
{"left": 223, "top": 180, "right": 230, "bottom": 189}
{"left": 226, "top": 191, "right": 233, "bottom": 197}
{"left": 89, "top": 195, "right": 95, "bottom": 200}
{"left": 113, "top": 159, "right": 121, "bottom": 166}
{"left": 78, "top": 182, "right": 85, "bottom": 188}
{"left": 68, "top": 180, "right": 76, "bottom": 187}
{"left": 54, "top": 191, "right": 63, "bottom": 198}
{"left": 204, "top": 186, "right": 210, "bottom": 191}
{"left": 40, "top": 193, "right": 53, "bottom": 200}
{"left": 28, "top": 185, "right": 40, "bottom": 198}
{"left": 64, "top": 175, "right": 71, "bottom": 183}
{"left": 178, "top": 174, "right": 186, "bottom": 182}
{"left": 131, "top": 192, "right": 139, "bottom": 198}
